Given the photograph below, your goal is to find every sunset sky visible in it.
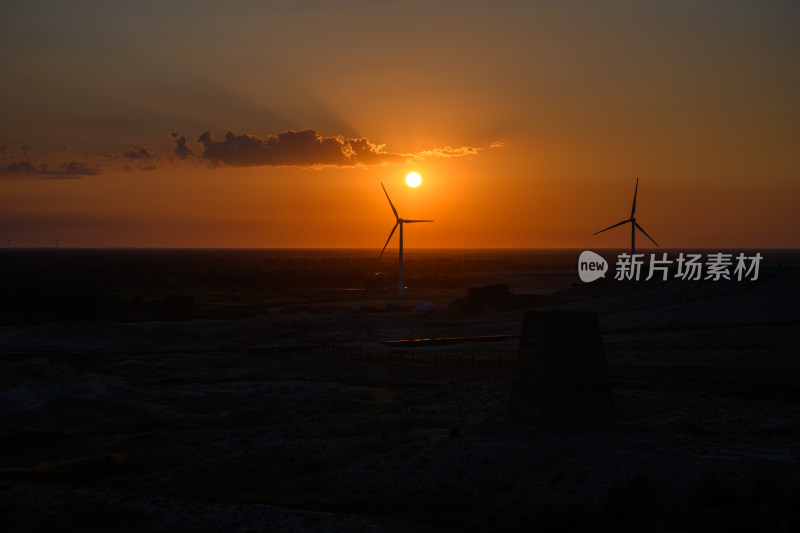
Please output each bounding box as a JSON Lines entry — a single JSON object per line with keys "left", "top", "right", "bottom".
{"left": 1, "top": 1, "right": 798, "bottom": 249}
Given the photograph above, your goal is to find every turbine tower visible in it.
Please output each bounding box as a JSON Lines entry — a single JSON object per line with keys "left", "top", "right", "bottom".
{"left": 378, "top": 182, "right": 433, "bottom": 297}
{"left": 4, "top": 236, "right": 12, "bottom": 247}
{"left": 593, "top": 177, "right": 659, "bottom": 256}
{"left": 52, "top": 237, "right": 61, "bottom": 249}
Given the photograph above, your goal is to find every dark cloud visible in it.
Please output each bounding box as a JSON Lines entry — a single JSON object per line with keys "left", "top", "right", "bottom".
{"left": 195, "top": 129, "right": 405, "bottom": 168}
{"left": 58, "top": 162, "right": 99, "bottom": 176}
{"left": 0, "top": 160, "right": 99, "bottom": 178}
{"left": 1, "top": 145, "right": 100, "bottom": 178}
{"left": 120, "top": 145, "right": 158, "bottom": 172}
{"left": 123, "top": 145, "right": 157, "bottom": 160}
{"left": 171, "top": 132, "right": 193, "bottom": 160}
{"left": 2, "top": 161, "right": 35, "bottom": 174}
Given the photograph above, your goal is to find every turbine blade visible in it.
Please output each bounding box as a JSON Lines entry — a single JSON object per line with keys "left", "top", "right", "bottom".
{"left": 634, "top": 221, "right": 659, "bottom": 247}
{"left": 379, "top": 222, "right": 399, "bottom": 258}
{"left": 631, "top": 177, "right": 639, "bottom": 218}
{"left": 380, "top": 182, "right": 399, "bottom": 220}
{"left": 403, "top": 220, "right": 434, "bottom": 223}
{"left": 593, "top": 219, "right": 630, "bottom": 235}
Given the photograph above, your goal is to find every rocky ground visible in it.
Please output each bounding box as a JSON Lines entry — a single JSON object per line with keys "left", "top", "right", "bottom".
{"left": 2, "top": 314, "right": 799, "bottom": 532}
{"left": 2, "top": 258, "right": 799, "bottom": 531}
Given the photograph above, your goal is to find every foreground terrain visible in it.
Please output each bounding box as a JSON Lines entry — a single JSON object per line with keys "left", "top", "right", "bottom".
{"left": 1, "top": 249, "right": 799, "bottom": 531}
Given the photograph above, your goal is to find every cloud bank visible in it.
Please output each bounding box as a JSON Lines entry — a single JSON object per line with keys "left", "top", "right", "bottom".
{"left": 185, "top": 129, "right": 479, "bottom": 168}
{"left": 192, "top": 129, "right": 403, "bottom": 168}
{"left": 1, "top": 129, "right": 480, "bottom": 178}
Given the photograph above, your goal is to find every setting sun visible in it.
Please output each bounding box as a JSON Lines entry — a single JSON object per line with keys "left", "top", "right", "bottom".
{"left": 406, "top": 172, "right": 422, "bottom": 187}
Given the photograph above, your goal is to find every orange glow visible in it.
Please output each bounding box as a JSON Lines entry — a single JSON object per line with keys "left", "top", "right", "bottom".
{"left": 0, "top": 4, "right": 797, "bottom": 249}
{"left": 1, "top": 148, "right": 798, "bottom": 249}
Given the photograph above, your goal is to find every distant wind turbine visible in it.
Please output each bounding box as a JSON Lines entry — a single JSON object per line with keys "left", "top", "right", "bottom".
{"left": 593, "top": 177, "right": 659, "bottom": 256}
{"left": 52, "top": 237, "right": 61, "bottom": 249}
{"left": 378, "top": 182, "right": 433, "bottom": 297}
{"left": 4, "top": 236, "right": 12, "bottom": 247}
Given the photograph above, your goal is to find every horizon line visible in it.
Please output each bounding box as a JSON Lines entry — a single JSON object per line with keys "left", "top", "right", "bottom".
{"left": 1, "top": 246, "right": 797, "bottom": 252}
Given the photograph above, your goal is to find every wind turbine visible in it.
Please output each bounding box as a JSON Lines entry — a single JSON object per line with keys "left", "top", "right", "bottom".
{"left": 52, "top": 237, "right": 61, "bottom": 249}
{"left": 4, "top": 236, "right": 12, "bottom": 247}
{"left": 593, "top": 177, "right": 659, "bottom": 256}
{"left": 378, "top": 182, "right": 433, "bottom": 297}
